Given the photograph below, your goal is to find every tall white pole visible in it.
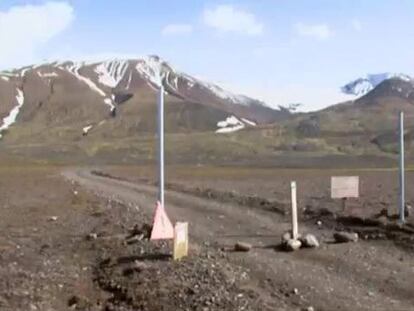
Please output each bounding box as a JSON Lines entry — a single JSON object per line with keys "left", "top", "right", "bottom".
{"left": 291, "top": 181, "right": 298, "bottom": 240}
{"left": 399, "top": 111, "right": 405, "bottom": 224}
{"left": 158, "top": 86, "right": 165, "bottom": 207}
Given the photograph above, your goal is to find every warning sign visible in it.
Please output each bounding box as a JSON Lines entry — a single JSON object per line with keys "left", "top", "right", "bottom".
{"left": 331, "top": 176, "right": 359, "bottom": 199}
{"left": 150, "top": 201, "right": 174, "bottom": 240}
{"left": 173, "top": 222, "right": 188, "bottom": 260}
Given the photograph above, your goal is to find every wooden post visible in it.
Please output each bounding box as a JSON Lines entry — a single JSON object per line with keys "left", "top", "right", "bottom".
{"left": 291, "top": 181, "right": 298, "bottom": 240}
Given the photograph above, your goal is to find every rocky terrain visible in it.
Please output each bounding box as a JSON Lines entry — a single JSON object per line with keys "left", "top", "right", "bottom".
{"left": 1, "top": 164, "right": 414, "bottom": 311}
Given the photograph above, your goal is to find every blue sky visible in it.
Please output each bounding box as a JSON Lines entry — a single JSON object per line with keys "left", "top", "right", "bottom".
{"left": 0, "top": 0, "right": 413, "bottom": 111}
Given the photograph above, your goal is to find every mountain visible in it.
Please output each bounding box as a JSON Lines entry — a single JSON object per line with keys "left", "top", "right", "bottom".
{"left": 284, "top": 77, "right": 414, "bottom": 159}
{"left": 0, "top": 56, "right": 287, "bottom": 142}
{"left": 341, "top": 73, "right": 412, "bottom": 97}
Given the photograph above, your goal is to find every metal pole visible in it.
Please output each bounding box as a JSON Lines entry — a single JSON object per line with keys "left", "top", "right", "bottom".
{"left": 399, "top": 111, "right": 405, "bottom": 224}
{"left": 158, "top": 86, "right": 165, "bottom": 207}
{"left": 291, "top": 181, "right": 298, "bottom": 240}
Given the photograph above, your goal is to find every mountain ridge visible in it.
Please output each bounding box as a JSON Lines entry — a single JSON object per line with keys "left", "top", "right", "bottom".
{"left": 0, "top": 56, "right": 287, "bottom": 141}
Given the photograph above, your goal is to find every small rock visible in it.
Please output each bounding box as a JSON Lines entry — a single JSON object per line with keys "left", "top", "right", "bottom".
{"left": 48, "top": 216, "right": 58, "bottom": 222}
{"left": 68, "top": 295, "right": 79, "bottom": 307}
{"left": 234, "top": 242, "right": 252, "bottom": 252}
{"left": 281, "top": 231, "right": 292, "bottom": 244}
{"left": 333, "top": 231, "right": 358, "bottom": 243}
{"left": 285, "top": 239, "right": 302, "bottom": 251}
{"left": 316, "top": 220, "right": 322, "bottom": 227}
{"left": 86, "top": 233, "right": 98, "bottom": 240}
{"left": 301, "top": 234, "right": 320, "bottom": 248}
{"left": 302, "top": 307, "right": 315, "bottom": 311}
{"left": 293, "top": 288, "right": 299, "bottom": 295}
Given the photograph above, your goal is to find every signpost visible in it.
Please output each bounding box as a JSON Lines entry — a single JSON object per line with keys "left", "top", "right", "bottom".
{"left": 150, "top": 85, "right": 174, "bottom": 241}
{"left": 399, "top": 111, "right": 405, "bottom": 224}
{"left": 331, "top": 176, "right": 359, "bottom": 199}
{"left": 331, "top": 176, "right": 359, "bottom": 211}
{"left": 158, "top": 85, "right": 165, "bottom": 208}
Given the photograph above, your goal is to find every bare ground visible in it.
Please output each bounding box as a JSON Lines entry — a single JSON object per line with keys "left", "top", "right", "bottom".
{"left": 1, "top": 166, "right": 414, "bottom": 311}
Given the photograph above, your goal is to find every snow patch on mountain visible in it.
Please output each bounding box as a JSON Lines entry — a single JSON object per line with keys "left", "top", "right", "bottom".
{"left": 341, "top": 73, "right": 412, "bottom": 97}
{"left": 136, "top": 56, "right": 166, "bottom": 88}
{"left": 37, "top": 71, "right": 59, "bottom": 78}
{"left": 134, "top": 56, "right": 267, "bottom": 107}
{"left": 202, "top": 83, "right": 253, "bottom": 106}
{"left": 216, "top": 115, "right": 256, "bottom": 134}
{"left": 64, "top": 62, "right": 115, "bottom": 111}
{"left": 83, "top": 125, "right": 93, "bottom": 135}
{"left": 126, "top": 71, "right": 133, "bottom": 89}
{"left": 95, "top": 60, "right": 129, "bottom": 88}
{"left": 20, "top": 66, "right": 32, "bottom": 77}
{"left": 0, "top": 89, "right": 25, "bottom": 138}
{"left": 65, "top": 63, "right": 105, "bottom": 96}
{"left": 241, "top": 118, "right": 256, "bottom": 126}
{"left": 0, "top": 76, "right": 10, "bottom": 82}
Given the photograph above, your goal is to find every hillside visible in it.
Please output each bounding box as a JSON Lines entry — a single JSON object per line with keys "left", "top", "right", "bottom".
{"left": 0, "top": 56, "right": 287, "bottom": 144}
{"left": 1, "top": 59, "right": 413, "bottom": 167}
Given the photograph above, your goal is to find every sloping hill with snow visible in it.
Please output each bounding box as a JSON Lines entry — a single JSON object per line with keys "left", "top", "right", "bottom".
{"left": 0, "top": 56, "right": 287, "bottom": 142}
{"left": 341, "top": 73, "right": 412, "bottom": 97}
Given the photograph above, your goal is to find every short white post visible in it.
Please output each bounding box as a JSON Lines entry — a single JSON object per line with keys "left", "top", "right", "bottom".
{"left": 291, "top": 181, "right": 299, "bottom": 240}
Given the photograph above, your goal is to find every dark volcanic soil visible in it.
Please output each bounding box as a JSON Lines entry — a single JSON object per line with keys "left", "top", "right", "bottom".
{"left": 0, "top": 167, "right": 275, "bottom": 311}
{"left": 1, "top": 165, "right": 414, "bottom": 311}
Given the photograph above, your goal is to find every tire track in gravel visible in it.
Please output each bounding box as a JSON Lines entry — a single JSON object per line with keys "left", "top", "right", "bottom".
{"left": 63, "top": 168, "right": 414, "bottom": 311}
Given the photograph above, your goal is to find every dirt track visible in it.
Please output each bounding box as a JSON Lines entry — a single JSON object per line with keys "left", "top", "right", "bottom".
{"left": 64, "top": 168, "right": 414, "bottom": 311}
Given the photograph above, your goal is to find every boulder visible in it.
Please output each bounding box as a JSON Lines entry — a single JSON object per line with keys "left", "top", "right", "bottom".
{"left": 333, "top": 231, "right": 358, "bottom": 243}
{"left": 301, "top": 234, "right": 320, "bottom": 248}
{"left": 285, "top": 239, "right": 302, "bottom": 251}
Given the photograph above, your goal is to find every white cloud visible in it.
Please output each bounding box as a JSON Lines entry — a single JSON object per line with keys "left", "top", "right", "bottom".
{"left": 294, "top": 23, "right": 333, "bottom": 40}
{"left": 162, "top": 23, "right": 193, "bottom": 36}
{"left": 351, "top": 19, "right": 362, "bottom": 31}
{"left": 202, "top": 5, "right": 263, "bottom": 36}
{"left": 0, "top": 2, "right": 74, "bottom": 70}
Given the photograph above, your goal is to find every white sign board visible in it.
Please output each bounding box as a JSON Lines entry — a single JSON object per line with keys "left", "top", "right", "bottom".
{"left": 331, "top": 176, "right": 359, "bottom": 199}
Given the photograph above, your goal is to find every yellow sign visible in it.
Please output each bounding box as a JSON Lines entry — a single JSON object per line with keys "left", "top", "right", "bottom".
{"left": 173, "top": 222, "right": 188, "bottom": 260}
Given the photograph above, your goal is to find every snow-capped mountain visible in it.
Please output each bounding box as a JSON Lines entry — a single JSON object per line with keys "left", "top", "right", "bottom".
{"left": 0, "top": 56, "right": 286, "bottom": 140}
{"left": 341, "top": 73, "right": 412, "bottom": 97}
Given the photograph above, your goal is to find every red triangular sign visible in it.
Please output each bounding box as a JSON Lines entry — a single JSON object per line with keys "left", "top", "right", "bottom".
{"left": 150, "top": 201, "right": 174, "bottom": 240}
